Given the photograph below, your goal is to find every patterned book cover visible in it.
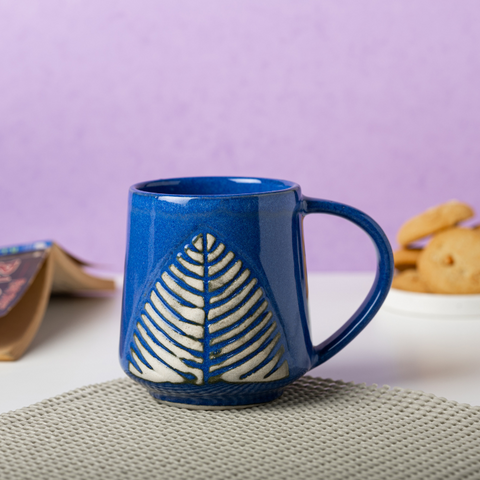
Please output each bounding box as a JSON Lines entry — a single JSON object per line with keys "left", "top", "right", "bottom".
{"left": 0, "top": 242, "right": 51, "bottom": 317}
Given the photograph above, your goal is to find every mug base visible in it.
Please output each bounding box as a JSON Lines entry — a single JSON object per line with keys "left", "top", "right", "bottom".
{"left": 147, "top": 389, "right": 284, "bottom": 410}
{"left": 153, "top": 399, "right": 264, "bottom": 410}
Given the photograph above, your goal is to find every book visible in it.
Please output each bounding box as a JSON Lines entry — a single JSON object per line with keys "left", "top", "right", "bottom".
{"left": 0, "top": 241, "right": 116, "bottom": 361}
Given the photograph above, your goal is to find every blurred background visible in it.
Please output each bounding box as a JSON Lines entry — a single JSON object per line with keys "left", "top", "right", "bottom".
{"left": 1, "top": 0, "right": 479, "bottom": 272}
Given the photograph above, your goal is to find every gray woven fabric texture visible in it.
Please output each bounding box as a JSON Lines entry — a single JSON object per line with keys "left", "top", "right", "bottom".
{"left": 1, "top": 376, "right": 480, "bottom": 480}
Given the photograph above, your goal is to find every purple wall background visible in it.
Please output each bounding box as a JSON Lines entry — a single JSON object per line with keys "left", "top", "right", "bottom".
{"left": 1, "top": 1, "right": 480, "bottom": 272}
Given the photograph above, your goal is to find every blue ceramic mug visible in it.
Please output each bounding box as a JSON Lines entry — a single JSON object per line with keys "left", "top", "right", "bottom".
{"left": 120, "top": 177, "right": 393, "bottom": 408}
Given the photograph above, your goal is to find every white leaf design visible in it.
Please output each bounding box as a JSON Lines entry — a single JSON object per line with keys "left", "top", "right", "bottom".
{"left": 128, "top": 233, "right": 289, "bottom": 384}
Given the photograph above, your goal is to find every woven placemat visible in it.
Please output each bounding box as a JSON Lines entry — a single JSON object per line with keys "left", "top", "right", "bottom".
{"left": 1, "top": 376, "right": 479, "bottom": 480}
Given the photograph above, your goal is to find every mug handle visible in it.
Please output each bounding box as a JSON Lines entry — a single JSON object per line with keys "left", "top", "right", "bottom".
{"left": 302, "top": 197, "right": 394, "bottom": 368}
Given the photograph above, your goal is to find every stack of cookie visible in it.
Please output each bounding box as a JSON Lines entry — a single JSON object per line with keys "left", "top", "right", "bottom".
{"left": 392, "top": 200, "right": 480, "bottom": 294}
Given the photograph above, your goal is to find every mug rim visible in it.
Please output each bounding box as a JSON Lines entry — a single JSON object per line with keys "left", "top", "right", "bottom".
{"left": 131, "top": 176, "right": 300, "bottom": 198}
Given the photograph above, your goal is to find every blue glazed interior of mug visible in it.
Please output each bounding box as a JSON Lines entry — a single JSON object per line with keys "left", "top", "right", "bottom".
{"left": 135, "top": 177, "right": 297, "bottom": 196}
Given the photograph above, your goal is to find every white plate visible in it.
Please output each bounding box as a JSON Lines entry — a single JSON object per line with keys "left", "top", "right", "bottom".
{"left": 383, "top": 288, "right": 480, "bottom": 318}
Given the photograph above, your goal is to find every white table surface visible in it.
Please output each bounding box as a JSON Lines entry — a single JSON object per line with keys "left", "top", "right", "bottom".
{"left": 2, "top": 273, "right": 480, "bottom": 414}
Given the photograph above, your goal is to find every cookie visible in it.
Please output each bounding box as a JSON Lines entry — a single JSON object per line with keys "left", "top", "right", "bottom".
{"left": 391, "top": 269, "right": 430, "bottom": 293}
{"left": 393, "top": 248, "right": 422, "bottom": 271}
{"left": 418, "top": 228, "right": 480, "bottom": 294}
{"left": 397, "top": 200, "right": 474, "bottom": 247}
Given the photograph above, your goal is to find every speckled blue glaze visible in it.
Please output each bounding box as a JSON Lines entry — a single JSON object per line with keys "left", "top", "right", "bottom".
{"left": 119, "top": 177, "right": 393, "bottom": 408}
